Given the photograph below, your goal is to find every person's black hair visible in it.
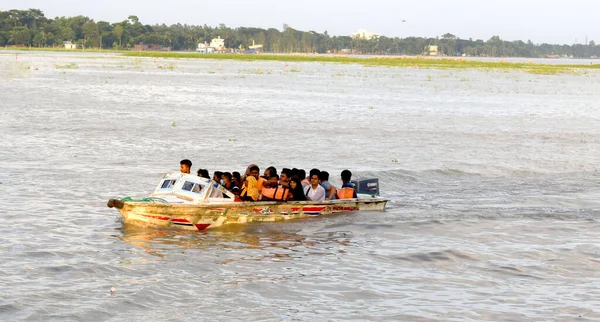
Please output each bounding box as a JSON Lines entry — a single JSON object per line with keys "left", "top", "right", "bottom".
{"left": 281, "top": 168, "right": 292, "bottom": 177}
{"left": 214, "top": 171, "right": 223, "bottom": 178}
{"left": 297, "top": 169, "right": 306, "bottom": 180}
{"left": 289, "top": 177, "right": 307, "bottom": 201}
{"left": 249, "top": 165, "right": 259, "bottom": 172}
{"left": 341, "top": 169, "right": 352, "bottom": 182}
{"left": 266, "top": 166, "right": 277, "bottom": 176}
{"left": 180, "top": 159, "right": 192, "bottom": 168}
{"left": 290, "top": 168, "right": 298, "bottom": 178}
{"left": 309, "top": 168, "right": 320, "bottom": 178}
{"left": 232, "top": 171, "right": 241, "bottom": 180}
{"left": 270, "top": 174, "right": 279, "bottom": 180}
{"left": 222, "top": 172, "right": 232, "bottom": 180}
{"left": 197, "top": 168, "right": 210, "bottom": 178}
{"left": 319, "top": 171, "right": 329, "bottom": 181}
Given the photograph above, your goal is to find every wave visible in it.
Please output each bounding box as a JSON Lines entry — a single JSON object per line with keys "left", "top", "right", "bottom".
{"left": 355, "top": 167, "right": 600, "bottom": 181}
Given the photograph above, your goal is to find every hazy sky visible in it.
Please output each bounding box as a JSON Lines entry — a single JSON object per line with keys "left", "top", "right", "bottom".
{"left": 2, "top": 0, "right": 598, "bottom": 45}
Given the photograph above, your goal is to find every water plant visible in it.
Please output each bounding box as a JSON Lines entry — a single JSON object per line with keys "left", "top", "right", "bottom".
{"left": 158, "top": 63, "right": 175, "bottom": 70}
{"left": 122, "top": 52, "right": 600, "bottom": 75}
{"left": 54, "top": 62, "right": 78, "bottom": 69}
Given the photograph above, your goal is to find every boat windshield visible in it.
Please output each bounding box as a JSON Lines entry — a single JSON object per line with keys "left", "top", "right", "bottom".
{"left": 154, "top": 173, "right": 182, "bottom": 194}
{"left": 151, "top": 173, "right": 212, "bottom": 202}
{"left": 181, "top": 181, "right": 204, "bottom": 193}
{"left": 174, "top": 175, "right": 211, "bottom": 201}
{"left": 160, "top": 179, "right": 177, "bottom": 189}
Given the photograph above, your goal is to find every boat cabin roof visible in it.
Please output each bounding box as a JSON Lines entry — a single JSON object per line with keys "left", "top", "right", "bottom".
{"left": 151, "top": 173, "right": 234, "bottom": 203}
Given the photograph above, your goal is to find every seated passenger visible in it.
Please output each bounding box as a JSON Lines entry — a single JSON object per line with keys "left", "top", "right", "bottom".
{"left": 197, "top": 168, "right": 210, "bottom": 179}
{"left": 319, "top": 171, "right": 337, "bottom": 200}
{"left": 221, "top": 172, "right": 240, "bottom": 197}
{"left": 263, "top": 166, "right": 277, "bottom": 180}
{"left": 338, "top": 169, "right": 358, "bottom": 199}
{"left": 264, "top": 174, "right": 279, "bottom": 189}
{"left": 298, "top": 169, "right": 309, "bottom": 187}
{"left": 212, "top": 171, "right": 223, "bottom": 184}
{"left": 304, "top": 173, "right": 326, "bottom": 201}
{"left": 232, "top": 171, "right": 242, "bottom": 188}
{"left": 240, "top": 165, "right": 261, "bottom": 201}
{"left": 288, "top": 177, "right": 307, "bottom": 201}
{"left": 260, "top": 177, "right": 289, "bottom": 201}
{"left": 279, "top": 168, "right": 291, "bottom": 188}
{"left": 180, "top": 159, "right": 192, "bottom": 174}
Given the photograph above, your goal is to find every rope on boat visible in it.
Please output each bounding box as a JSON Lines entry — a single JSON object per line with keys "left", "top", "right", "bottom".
{"left": 120, "top": 197, "right": 168, "bottom": 203}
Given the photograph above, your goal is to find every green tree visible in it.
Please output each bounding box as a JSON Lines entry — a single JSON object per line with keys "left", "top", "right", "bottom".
{"left": 83, "top": 20, "right": 99, "bottom": 48}
{"left": 10, "top": 26, "right": 31, "bottom": 45}
{"left": 113, "top": 24, "right": 123, "bottom": 48}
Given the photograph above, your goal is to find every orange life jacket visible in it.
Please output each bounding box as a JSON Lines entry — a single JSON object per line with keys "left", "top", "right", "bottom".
{"left": 260, "top": 186, "right": 289, "bottom": 201}
{"left": 256, "top": 177, "right": 266, "bottom": 192}
{"left": 336, "top": 187, "right": 355, "bottom": 199}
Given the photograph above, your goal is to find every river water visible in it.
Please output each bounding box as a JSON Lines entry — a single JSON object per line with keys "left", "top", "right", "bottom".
{"left": 1, "top": 51, "right": 600, "bottom": 321}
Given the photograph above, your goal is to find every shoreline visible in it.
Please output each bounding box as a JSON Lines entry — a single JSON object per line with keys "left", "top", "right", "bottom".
{"left": 2, "top": 47, "right": 599, "bottom": 74}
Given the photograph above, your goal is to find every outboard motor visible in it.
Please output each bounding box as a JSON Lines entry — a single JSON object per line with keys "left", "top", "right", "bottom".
{"left": 351, "top": 177, "right": 380, "bottom": 196}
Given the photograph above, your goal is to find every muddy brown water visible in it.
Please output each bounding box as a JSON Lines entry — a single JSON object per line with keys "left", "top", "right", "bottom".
{"left": 1, "top": 51, "right": 600, "bottom": 321}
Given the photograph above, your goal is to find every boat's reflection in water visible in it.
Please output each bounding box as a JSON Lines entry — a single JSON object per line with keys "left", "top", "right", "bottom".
{"left": 118, "top": 221, "right": 354, "bottom": 259}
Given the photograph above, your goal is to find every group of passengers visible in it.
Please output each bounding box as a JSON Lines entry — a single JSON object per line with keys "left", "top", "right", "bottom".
{"left": 179, "top": 159, "right": 357, "bottom": 202}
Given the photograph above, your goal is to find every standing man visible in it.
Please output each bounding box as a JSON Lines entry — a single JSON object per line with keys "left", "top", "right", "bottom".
{"left": 180, "top": 159, "right": 192, "bottom": 174}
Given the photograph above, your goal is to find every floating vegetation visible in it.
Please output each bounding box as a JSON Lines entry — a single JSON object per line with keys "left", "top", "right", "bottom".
{"left": 122, "top": 52, "right": 600, "bottom": 75}
{"left": 54, "top": 62, "right": 78, "bottom": 69}
{"left": 392, "top": 158, "right": 398, "bottom": 163}
{"left": 239, "top": 68, "right": 268, "bottom": 75}
{"left": 157, "top": 64, "right": 175, "bottom": 70}
{"left": 171, "top": 121, "right": 177, "bottom": 127}
{"left": 368, "top": 106, "right": 374, "bottom": 110}
{"left": 133, "top": 58, "right": 143, "bottom": 69}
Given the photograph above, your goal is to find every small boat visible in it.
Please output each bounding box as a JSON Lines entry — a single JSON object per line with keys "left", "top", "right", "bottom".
{"left": 107, "top": 173, "right": 388, "bottom": 230}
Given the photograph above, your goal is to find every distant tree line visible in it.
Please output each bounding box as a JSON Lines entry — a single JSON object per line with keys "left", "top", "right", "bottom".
{"left": 1, "top": 9, "right": 599, "bottom": 58}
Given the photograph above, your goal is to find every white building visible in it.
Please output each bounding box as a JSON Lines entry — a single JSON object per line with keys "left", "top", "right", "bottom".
{"left": 63, "top": 41, "right": 77, "bottom": 49}
{"left": 197, "top": 36, "right": 227, "bottom": 53}
{"left": 196, "top": 42, "right": 214, "bottom": 53}
{"left": 248, "top": 39, "right": 263, "bottom": 50}
{"left": 426, "top": 45, "right": 438, "bottom": 56}
{"left": 352, "top": 29, "right": 379, "bottom": 40}
{"left": 209, "top": 36, "right": 225, "bottom": 51}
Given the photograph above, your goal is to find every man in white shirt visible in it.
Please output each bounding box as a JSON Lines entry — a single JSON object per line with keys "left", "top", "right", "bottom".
{"left": 304, "top": 173, "right": 326, "bottom": 201}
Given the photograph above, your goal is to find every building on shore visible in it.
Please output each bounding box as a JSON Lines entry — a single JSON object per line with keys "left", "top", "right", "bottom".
{"left": 247, "top": 39, "right": 263, "bottom": 53}
{"left": 352, "top": 29, "right": 379, "bottom": 40}
{"left": 196, "top": 42, "right": 214, "bottom": 53}
{"left": 63, "top": 41, "right": 77, "bottom": 49}
{"left": 197, "top": 36, "right": 227, "bottom": 53}
{"left": 424, "top": 45, "right": 438, "bottom": 56}
{"left": 210, "top": 36, "right": 226, "bottom": 52}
